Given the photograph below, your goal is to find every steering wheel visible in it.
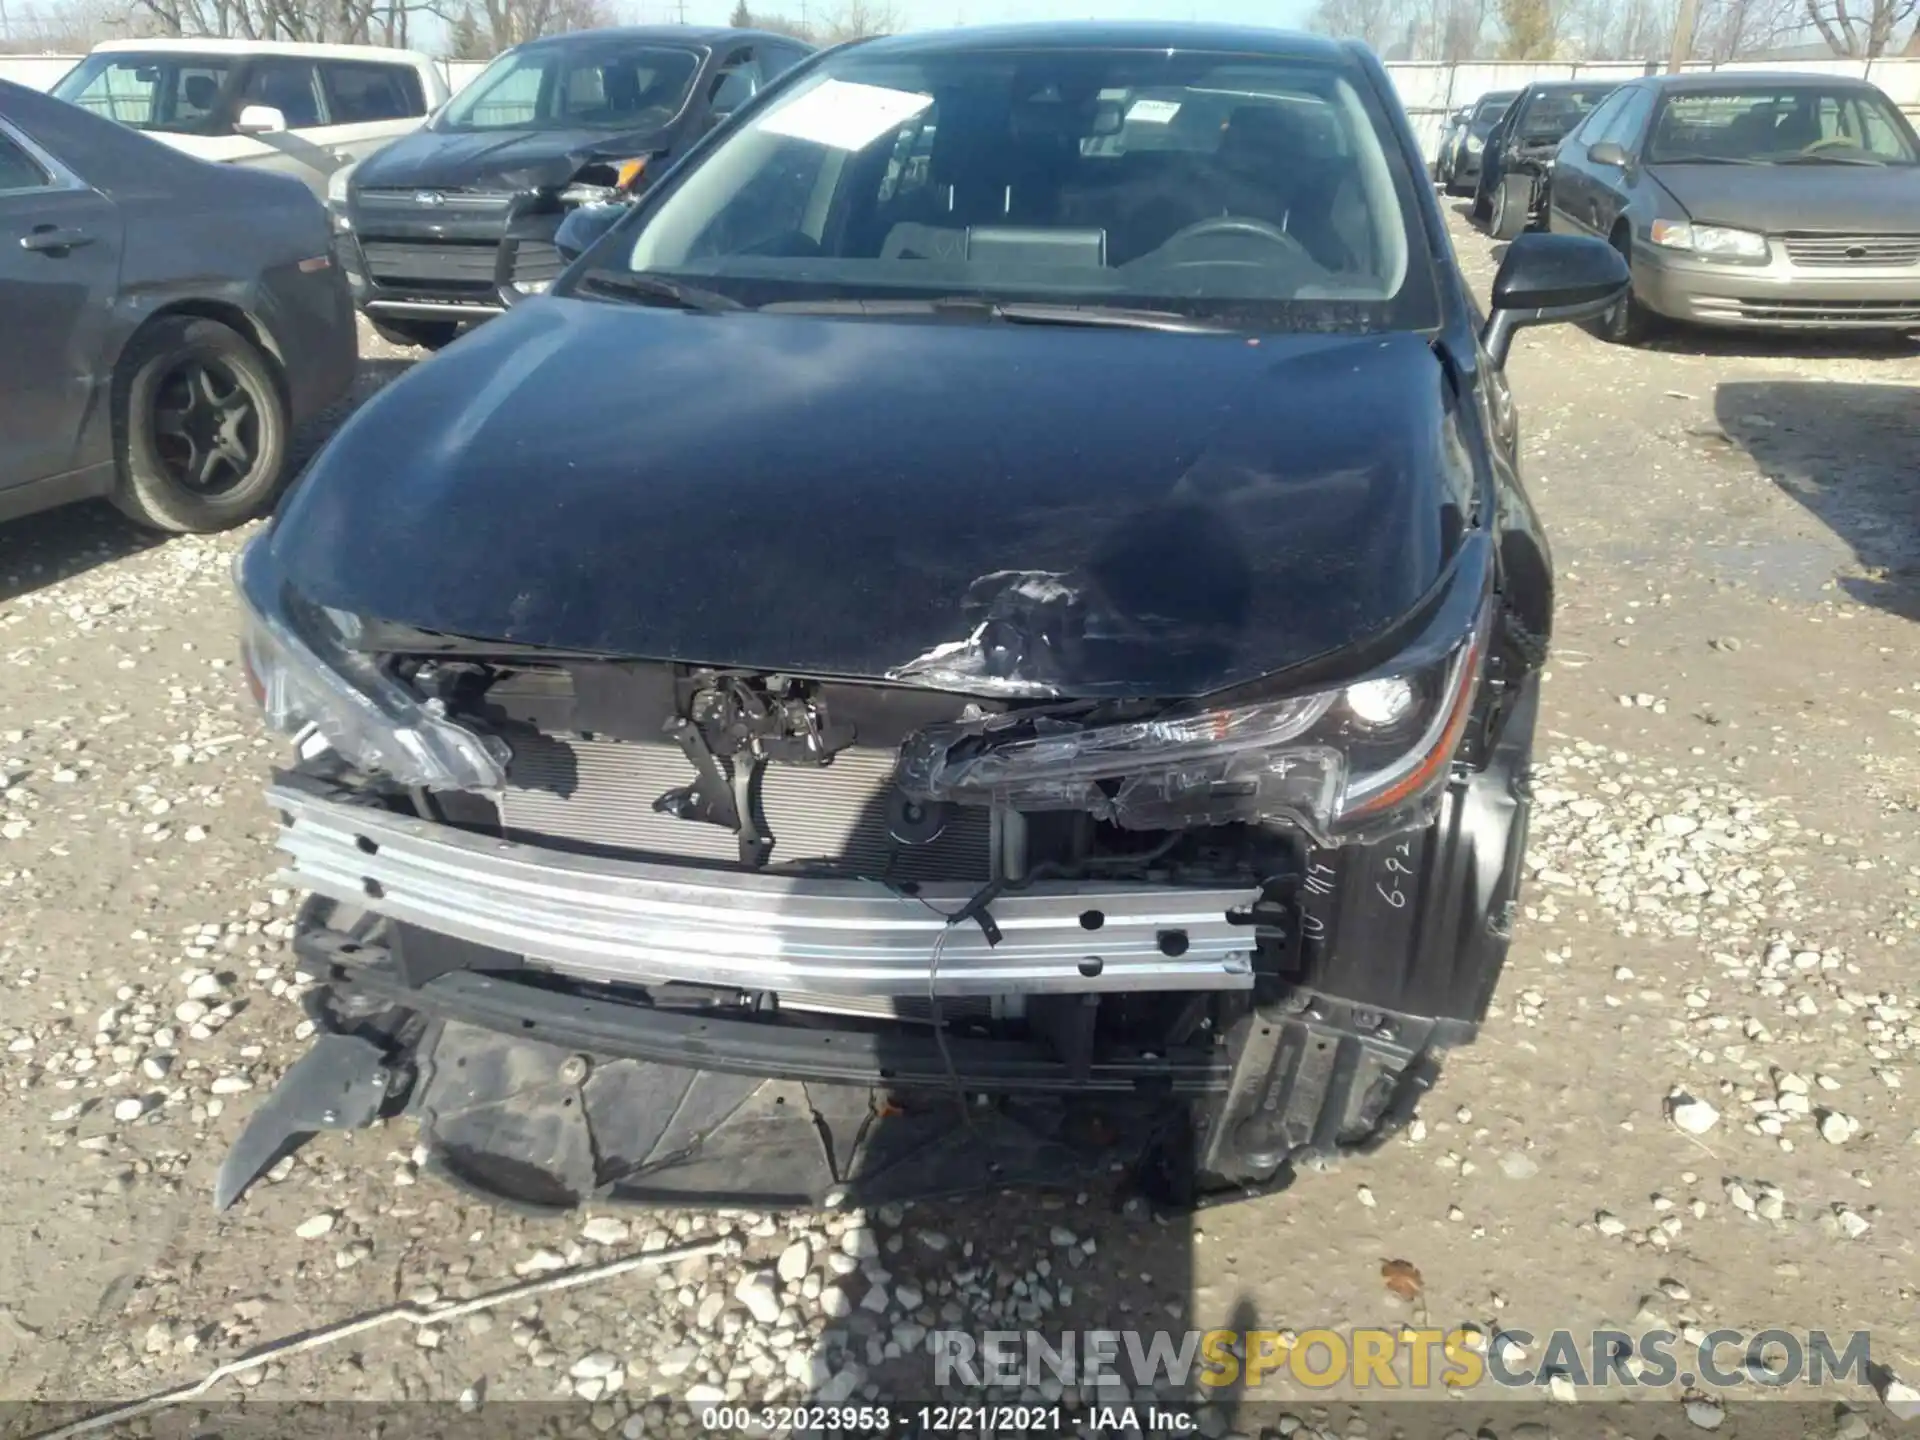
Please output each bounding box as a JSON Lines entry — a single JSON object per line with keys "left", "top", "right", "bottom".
{"left": 1154, "top": 215, "right": 1312, "bottom": 268}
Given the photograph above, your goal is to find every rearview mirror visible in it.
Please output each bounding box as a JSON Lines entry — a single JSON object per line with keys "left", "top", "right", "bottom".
{"left": 554, "top": 201, "right": 629, "bottom": 262}
{"left": 1588, "top": 140, "right": 1628, "bottom": 168}
{"left": 235, "top": 104, "right": 287, "bottom": 135}
{"left": 1481, "top": 231, "right": 1628, "bottom": 366}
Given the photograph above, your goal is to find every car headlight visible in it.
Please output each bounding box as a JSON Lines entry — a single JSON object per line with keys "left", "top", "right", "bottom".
{"left": 895, "top": 582, "right": 1493, "bottom": 847}
{"left": 326, "top": 158, "right": 358, "bottom": 208}
{"left": 1465, "top": 134, "right": 1483, "bottom": 155}
{"left": 1649, "top": 220, "right": 1769, "bottom": 260}
{"left": 558, "top": 156, "right": 648, "bottom": 207}
{"left": 235, "top": 538, "right": 507, "bottom": 792}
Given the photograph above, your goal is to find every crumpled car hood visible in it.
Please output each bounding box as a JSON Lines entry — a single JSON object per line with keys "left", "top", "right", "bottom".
{"left": 353, "top": 125, "right": 670, "bottom": 192}
{"left": 269, "top": 298, "right": 1475, "bottom": 699}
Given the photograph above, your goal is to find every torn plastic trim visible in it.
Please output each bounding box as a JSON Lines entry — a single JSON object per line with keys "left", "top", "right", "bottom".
{"left": 269, "top": 775, "right": 1259, "bottom": 997}
{"left": 894, "top": 558, "right": 1496, "bottom": 847}
{"left": 235, "top": 536, "right": 509, "bottom": 794}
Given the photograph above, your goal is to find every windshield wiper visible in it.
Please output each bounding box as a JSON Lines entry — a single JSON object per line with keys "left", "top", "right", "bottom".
{"left": 1774, "top": 151, "right": 1887, "bottom": 166}
{"left": 575, "top": 270, "right": 742, "bottom": 312}
{"left": 759, "top": 296, "right": 1232, "bottom": 333}
{"left": 1651, "top": 153, "right": 1761, "bottom": 165}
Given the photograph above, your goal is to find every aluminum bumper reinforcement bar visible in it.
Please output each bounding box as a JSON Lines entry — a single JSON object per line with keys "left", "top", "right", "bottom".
{"left": 269, "top": 781, "right": 1258, "bottom": 997}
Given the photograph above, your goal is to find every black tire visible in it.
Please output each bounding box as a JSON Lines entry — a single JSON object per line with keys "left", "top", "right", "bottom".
{"left": 369, "top": 317, "right": 461, "bottom": 351}
{"left": 1588, "top": 232, "right": 1658, "bottom": 346}
{"left": 1491, "top": 174, "right": 1532, "bottom": 240}
{"left": 111, "top": 315, "right": 289, "bottom": 534}
{"left": 1470, "top": 176, "right": 1492, "bottom": 223}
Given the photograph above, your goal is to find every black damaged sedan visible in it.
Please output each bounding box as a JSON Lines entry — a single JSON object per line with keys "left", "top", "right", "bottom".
{"left": 222, "top": 24, "right": 1627, "bottom": 1213}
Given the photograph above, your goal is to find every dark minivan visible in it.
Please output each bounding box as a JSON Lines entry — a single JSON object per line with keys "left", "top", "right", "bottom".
{"left": 221, "top": 24, "right": 1629, "bottom": 1214}
{"left": 330, "top": 25, "right": 813, "bottom": 348}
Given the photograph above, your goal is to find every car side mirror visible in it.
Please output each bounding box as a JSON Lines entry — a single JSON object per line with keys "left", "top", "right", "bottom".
{"left": 1588, "top": 140, "right": 1629, "bottom": 168}
{"left": 1481, "top": 231, "right": 1628, "bottom": 366}
{"left": 235, "top": 104, "right": 288, "bottom": 135}
{"left": 555, "top": 201, "right": 628, "bottom": 262}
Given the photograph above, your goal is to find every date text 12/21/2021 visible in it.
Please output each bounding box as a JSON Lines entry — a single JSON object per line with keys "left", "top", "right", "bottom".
{"left": 696, "top": 1404, "right": 1174, "bottom": 1434}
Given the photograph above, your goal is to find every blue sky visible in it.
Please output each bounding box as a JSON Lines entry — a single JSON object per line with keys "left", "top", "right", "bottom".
{"left": 632, "top": 0, "right": 1317, "bottom": 34}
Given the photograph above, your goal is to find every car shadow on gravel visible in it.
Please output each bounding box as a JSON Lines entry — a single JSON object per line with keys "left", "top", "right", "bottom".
{"left": 1715, "top": 380, "right": 1920, "bottom": 621}
{"left": 0, "top": 358, "right": 415, "bottom": 605}
{"left": 1649, "top": 329, "right": 1920, "bottom": 363}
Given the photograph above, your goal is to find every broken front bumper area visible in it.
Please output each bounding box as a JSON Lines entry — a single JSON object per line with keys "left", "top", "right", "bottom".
{"left": 217, "top": 776, "right": 1495, "bottom": 1213}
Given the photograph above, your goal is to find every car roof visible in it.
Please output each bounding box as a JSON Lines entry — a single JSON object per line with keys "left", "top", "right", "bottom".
{"left": 1522, "top": 79, "right": 1619, "bottom": 95}
{"left": 90, "top": 36, "right": 437, "bottom": 64}
{"left": 1638, "top": 68, "right": 1886, "bottom": 92}
{"left": 512, "top": 24, "right": 811, "bottom": 51}
{"left": 848, "top": 21, "right": 1357, "bottom": 64}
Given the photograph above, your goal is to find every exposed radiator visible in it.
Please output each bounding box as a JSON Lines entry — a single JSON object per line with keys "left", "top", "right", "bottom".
{"left": 500, "top": 733, "right": 992, "bottom": 883}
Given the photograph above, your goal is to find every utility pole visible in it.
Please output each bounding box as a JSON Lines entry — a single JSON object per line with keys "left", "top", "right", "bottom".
{"left": 1667, "top": 0, "right": 1699, "bottom": 70}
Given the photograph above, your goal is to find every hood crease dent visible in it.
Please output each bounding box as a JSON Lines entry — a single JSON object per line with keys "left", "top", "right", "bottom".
{"left": 270, "top": 304, "right": 1475, "bottom": 700}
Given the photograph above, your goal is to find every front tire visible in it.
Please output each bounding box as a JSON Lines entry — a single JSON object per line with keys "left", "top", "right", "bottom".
{"left": 111, "top": 316, "right": 289, "bottom": 534}
{"left": 1491, "top": 174, "right": 1531, "bottom": 239}
{"left": 369, "top": 317, "right": 462, "bottom": 352}
{"left": 1589, "top": 234, "right": 1658, "bottom": 345}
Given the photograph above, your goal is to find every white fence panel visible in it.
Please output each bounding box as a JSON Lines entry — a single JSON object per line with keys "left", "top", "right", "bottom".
{"left": 0, "top": 54, "right": 81, "bottom": 90}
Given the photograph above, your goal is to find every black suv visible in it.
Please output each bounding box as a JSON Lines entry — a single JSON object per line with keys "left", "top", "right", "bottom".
{"left": 220, "top": 24, "right": 1626, "bottom": 1214}
{"left": 330, "top": 25, "right": 813, "bottom": 349}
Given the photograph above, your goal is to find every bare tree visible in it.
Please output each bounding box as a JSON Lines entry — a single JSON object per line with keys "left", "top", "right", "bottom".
{"left": 1, "top": 0, "right": 142, "bottom": 48}
{"left": 1497, "top": 0, "right": 1558, "bottom": 55}
{"left": 1691, "top": 0, "right": 1802, "bottom": 57}
{"left": 1306, "top": 0, "right": 1415, "bottom": 55}
{"left": 1438, "top": 0, "right": 1491, "bottom": 57}
{"left": 127, "top": 0, "right": 434, "bottom": 45}
{"left": 1802, "top": 0, "right": 1918, "bottom": 53}
{"left": 817, "top": 0, "right": 892, "bottom": 40}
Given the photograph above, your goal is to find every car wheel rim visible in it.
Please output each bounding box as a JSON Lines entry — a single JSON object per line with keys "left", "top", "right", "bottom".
{"left": 150, "top": 356, "right": 261, "bottom": 496}
{"left": 1493, "top": 187, "right": 1504, "bottom": 230}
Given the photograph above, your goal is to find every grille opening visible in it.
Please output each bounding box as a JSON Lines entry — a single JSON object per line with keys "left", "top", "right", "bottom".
{"left": 500, "top": 731, "right": 994, "bottom": 884}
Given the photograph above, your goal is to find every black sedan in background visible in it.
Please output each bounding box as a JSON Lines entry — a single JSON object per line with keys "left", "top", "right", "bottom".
{"left": 1473, "top": 79, "right": 1616, "bottom": 237}
{"left": 1550, "top": 72, "right": 1920, "bottom": 342}
{"left": 219, "top": 22, "right": 1629, "bottom": 1214}
{"left": 0, "top": 79, "right": 355, "bottom": 533}
{"left": 1435, "top": 87, "right": 1518, "bottom": 194}
{"left": 330, "top": 25, "right": 814, "bottom": 349}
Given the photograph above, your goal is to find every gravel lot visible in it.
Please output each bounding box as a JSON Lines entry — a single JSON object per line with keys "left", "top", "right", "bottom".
{"left": 3, "top": 207, "right": 1918, "bottom": 1436}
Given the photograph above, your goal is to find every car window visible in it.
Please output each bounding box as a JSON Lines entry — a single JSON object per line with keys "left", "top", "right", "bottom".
{"left": 321, "top": 62, "right": 426, "bottom": 122}
{"left": 437, "top": 42, "right": 702, "bottom": 131}
{"left": 709, "top": 55, "right": 762, "bottom": 114}
{"left": 51, "top": 54, "right": 238, "bottom": 135}
{"left": 1515, "top": 87, "right": 1612, "bottom": 145}
{"left": 1469, "top": 93, "right": 1515, "bottom": 134}
{"left": 763, "top": 45, "right": 810, "bottom": 79}
{"left": 1648, "top": 86, "right": 1917, "bottom": 163}
{"left": 0, "top": 132, "right": 51, "bottom": 191}
{"left": 1600, "top": 86, "right": 1655, "bottom": 150}
{"left": 604, "top": 47, "right": 1434, "bottom": 331}
{"left": 240, "top": 59, "right": 326, "bottom": 129}
{"left": 1569, "top": 88, "right": 1629, "bottom": 146}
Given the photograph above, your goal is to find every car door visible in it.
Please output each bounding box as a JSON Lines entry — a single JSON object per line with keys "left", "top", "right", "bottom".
{"left": 1480, "top": 90, "right": 1522, "bottom": 195}
{"left": 0, "top": 118, "right": 123, "bottom": 493}
{"left": 1586, "top": 86, "right": 1655, "bottom": 240}
{"left": 218, "top": 57, "right": 339, "bottom": 194}
{"left": 1551, "top": 88, "right": 1629, "bottom": 234}
{"left": 316, "top": 60, "right": 430, "bottom": 168}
